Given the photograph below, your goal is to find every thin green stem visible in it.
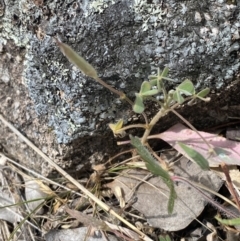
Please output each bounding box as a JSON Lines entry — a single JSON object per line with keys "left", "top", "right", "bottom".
{"left": 139, "top": 94, "right": 191, "bottom": 144}
{"left": 95, "top": 77, "right": 149, "bottom": 125}
{"left": 141, "top": 107, "right": 169, "bottom": 144}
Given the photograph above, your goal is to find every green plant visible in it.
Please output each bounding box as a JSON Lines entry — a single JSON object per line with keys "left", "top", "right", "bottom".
{"left": 215, "top": 216, "right": 240, "bottom": 226}
{"left": 54, "top": 37, "right": 237, "bottom": 219}
{"left": 159, "top": 235, "right": 172, "bottom": 241}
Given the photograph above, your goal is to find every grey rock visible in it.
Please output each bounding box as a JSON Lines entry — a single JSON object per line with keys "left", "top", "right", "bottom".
{"left": 1, "top": 0, "right": 240, "bottom": 143}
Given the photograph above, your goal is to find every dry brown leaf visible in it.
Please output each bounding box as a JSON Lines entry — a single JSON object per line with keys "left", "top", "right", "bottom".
{"left": 0, "top": 187, "right": 22, "bottom": 223}
{"left": 25, "top": 179, "right": 49, "bottom": 213}
{"left": 126, "top": 161, "right": 147, "bottom": 169}
{"left": 107, "top": 157, "right": 222, "bottom": 231}
{"left": 35, "top": 179, "right": 55, "bottom": 196}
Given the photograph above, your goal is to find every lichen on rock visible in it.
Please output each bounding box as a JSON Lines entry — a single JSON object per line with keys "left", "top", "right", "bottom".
{"left": 1, "top": 0, "right": 240, "bottom": 144}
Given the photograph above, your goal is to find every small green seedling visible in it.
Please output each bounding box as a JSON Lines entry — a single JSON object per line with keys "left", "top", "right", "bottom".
{"left": 55, "top": 39, "right": 214, "bottom": 214}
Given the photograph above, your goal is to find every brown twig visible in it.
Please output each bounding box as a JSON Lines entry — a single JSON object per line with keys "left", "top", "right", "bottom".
{"left": 220, "top": 162, "right": 240, "bottom": 211}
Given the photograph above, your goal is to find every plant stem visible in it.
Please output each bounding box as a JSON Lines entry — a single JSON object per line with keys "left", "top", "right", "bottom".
{"left": 140, "top": 96, "right": 193, "bottom": 144}
{"left": 220, "top": 162, "right": 240, "bottom": 211}
{"left": 95, "top": 77, "right": 149, "bottom": 125}
{"left": 118, "top": 124, "right": 147, "bottom": 132}
{"left": 95, "top": 76, "right": 130, "bottom": 101}
{"left": 141, "top": 107, "right": 169, "bottom": 144}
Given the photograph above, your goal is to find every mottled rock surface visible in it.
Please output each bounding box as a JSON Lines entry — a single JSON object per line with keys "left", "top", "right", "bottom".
{"left": 1, "top": 0, "right": 240, "bottom": 173}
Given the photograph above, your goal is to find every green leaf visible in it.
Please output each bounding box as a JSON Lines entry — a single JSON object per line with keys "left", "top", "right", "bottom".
{"left": 178, "top": 142, "right": 209, "bottom": 170}
{"left": 161, "top": 67, "right": 169, "bottom": 78}
{"left": 148, "top": 75, "right": 158, "bottom": 86}
{"left": 148, "top": 75, "right": 158, "bottom": 81}
{"left": 140, "top": 81, "right": 152, "bottom": 93}
{"left": 215, "top": 216, "right": 240, "bottom": 226}
{"left": 161, "top": 76, "right": 178, "bottom": 82}
{"left": 149, "top": 75, "right": 158, "bottom": 87}
{"left": 141, "top": 89, "right": 159, "bottom": 96}
{"left": 196, "top": 88, "right": 210, "bottom": 98}
{"left": 159, "top": 235, "right": 172, "bottom": 241}
{"left": 173, "top": 90, "right": 185, "bottom": 104}
{"left": 139, "top": 82, "right": 159, "bottom": 96}
{"left": 130, "top": 136, "right": 177, "bottom": 214}
{"left": 55, "top": 38, "right": 98, "bottom": 79}
{"left": 133, "top": 94, "right": 145, "bottom": 114}
{"left": 176, "top": 79, "right": 195, "bottom": 96}
{"left": 109, "top": 119, "right": 124, "bottom": 132}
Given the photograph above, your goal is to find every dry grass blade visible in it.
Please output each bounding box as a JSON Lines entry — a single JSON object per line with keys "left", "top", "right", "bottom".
{"left": 0, "top": 114, "right": 153, "bottom": 241}
{"left": 2, "top": 154, "right": 83, "bottom": 198}
{"left": 0, "top": 220, "right": 11, "bottom": 241}
{"left": 105, "top": 221, "right": 141, "bottom": 240}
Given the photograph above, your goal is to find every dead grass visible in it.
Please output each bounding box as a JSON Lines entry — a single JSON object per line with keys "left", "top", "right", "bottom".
{"left": 0, "top": 113, "right": 239, "bottom": 241}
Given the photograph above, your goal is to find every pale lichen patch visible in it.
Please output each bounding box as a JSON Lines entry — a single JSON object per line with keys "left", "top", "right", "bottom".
{"left": 131, "top": 0, "right": 167, "bottom": 31}
{"left": 89, "top": 0, "right": 116, "bottom": 13}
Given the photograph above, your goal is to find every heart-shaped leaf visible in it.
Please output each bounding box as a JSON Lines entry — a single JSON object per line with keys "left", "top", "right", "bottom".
{"left": 148, "top": 76, "right": 158, "bottom": 86}
{"left": 139, "top": 82, "right": 159, "bottom": 96}
{"left": 173, "top": 90, "right": 185, "bottom": 104}
{"left": 148, "top": 67, "right": 170, "bottom": 87}
{"left": 140, "top": 81, "right": 152, "bottom": 93}
{"left": 176, "top": 79, "right": 195, "bottom": 96}
{"left": 161, "top": 67, "right": 169, "bottom": 78}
